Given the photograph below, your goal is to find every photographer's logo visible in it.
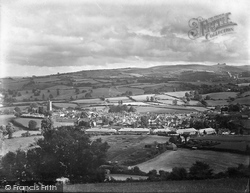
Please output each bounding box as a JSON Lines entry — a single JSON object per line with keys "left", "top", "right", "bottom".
{"left": 188, "top": 12, "right": 237, "bottom": 40}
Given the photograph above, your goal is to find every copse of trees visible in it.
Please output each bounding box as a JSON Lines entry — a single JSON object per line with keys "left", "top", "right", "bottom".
{"left": 0, "top": 124, "right": 110, "bottom": 184}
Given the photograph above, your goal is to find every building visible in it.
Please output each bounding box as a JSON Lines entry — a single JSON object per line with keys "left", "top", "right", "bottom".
{"left": 47, "top": 100, "right": 52, "bottom": 111}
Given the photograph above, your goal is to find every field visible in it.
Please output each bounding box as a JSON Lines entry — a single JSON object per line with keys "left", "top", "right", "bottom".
{"left": 3, "top": 135, "right": 43, "bottom": 155}
{"left": 13, "top": 117, "right": 74, "bottom": 129}
{"left": 163, "top": 91, "right": 190, "bottom": 98}
{"left": 53, "top": 102, "right": 78, "bottom": 109}
{"left": 72, "top": 98, "right": 104, "bottom": 104}
{"left": 14, "top": 117, "right": 42, "bottom": 129}
{"left": 91, "top": 135, "right": 169, "bottom": 165}
{"left": 0, "top": 115, "right": 15, "bottom": 125}
{"left": 231, "top": 96, "right": 250, "bottom": 105}
{"left": 205, "top": 100, "right": 228, "bottom": 106}
{"left": 63, "top": 178, "right": 248, "bottom": 192}
{"left": 136, "top": 106, "right": 197, "bottom": 114}
{"left": 135, "top": 149, "right": 249, "bottom": 173}
{"left": 203, "top": 92, "right": 238, "bottom": 100}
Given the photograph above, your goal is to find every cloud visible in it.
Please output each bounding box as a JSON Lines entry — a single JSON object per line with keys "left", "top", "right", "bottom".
{"left": 1, "top": 0, "right": 249, "bottom": 77}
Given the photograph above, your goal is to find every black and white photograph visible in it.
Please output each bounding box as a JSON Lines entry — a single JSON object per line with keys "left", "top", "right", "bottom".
{"left": 0, "top": 0, "right": 250, "bottom": 192}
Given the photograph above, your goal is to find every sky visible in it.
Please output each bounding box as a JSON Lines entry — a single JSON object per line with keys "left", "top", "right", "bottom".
{"left": 0, "top": 0, "right": 250, "bottom": 77}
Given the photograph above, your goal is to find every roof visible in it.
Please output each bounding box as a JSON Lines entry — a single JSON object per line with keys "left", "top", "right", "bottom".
{"left": 119, "top": 128, "right": 150, "bottom": 132}
{"left": 85, "top": 128, "right": 117, "bottom": 133}
{"left": 176, "top": 128, "right": 197, "bottom": 134}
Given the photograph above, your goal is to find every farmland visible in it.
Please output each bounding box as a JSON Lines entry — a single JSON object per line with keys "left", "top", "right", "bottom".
{"left": 91, "top": 135, "right": 169, "bottom": 165}
{"left": 63, "top": 178, "right": 248, "bottom": 192}
{"left": 135, "top": 148, "right": 249, "bottom": 173}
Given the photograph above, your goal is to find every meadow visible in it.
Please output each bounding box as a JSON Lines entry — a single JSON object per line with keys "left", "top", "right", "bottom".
{"left": 135, "top": 148, "right": 249, "bottom": 173}
{"left": 63, "top": 178, "right": 248, "bottom": 192}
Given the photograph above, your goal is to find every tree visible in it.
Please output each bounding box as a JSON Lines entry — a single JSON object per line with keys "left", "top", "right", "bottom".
{"left": 146, "top": 96, "right": 149, "bottom": 102}
{"left": 169, "top": 167, "right": 187, "bottom": 180}
{"left": 6, "top": 123, "right": 14, "bottom": 139}
{"left": 30, "top": 103, "right": 38, "bottom": 109}
{"left": 75, "top": 88, "right": 80, "bottom": 94}
{"left": 14, "top": 107, "right": 21, "bottom": 117}
{"left": 189, "top": 161, "right": 213, "bottom": 179}
{"left": 28, "top": 120, "right": 38, "bottom": 130}
{"left": 185, "top": 92, "right": 190, "bottom": 98}
{"left": 49, "top": 94, "right": 54, "bottom": 99}
{"left": 0, "top": 127, "right": 109, "bottom": 183}
{"left": 128, "top": 106, "right": 136, "bottom": 113}
{"left": 85, "top": 93, "right": 92, "bottom": 98}
{"left": 41, "top": 117, "right": 54, "bottom": 137}
{"left": 200, "top": 100, "right": 208, "bottom": 107}
{"left": 57, "top": 89, "right": 60, "bottom": 96}
{"left": 172, "top": 99, "right": 177, "bottom": 105}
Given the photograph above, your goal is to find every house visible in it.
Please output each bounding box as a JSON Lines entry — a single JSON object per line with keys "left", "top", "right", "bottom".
{"left": 198, "top": 128, "right": 216, "bottom": 135}
{"left": 118, "top": 128, "right": 150, "bottom": 135}
{"left": 176, "top": 128, "right": 198, "bottom": 135}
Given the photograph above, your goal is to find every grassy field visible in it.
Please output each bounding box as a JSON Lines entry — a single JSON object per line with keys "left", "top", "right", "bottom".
{"left": 14, "top": 117, "right": 42, "bottom": 129}
{"left": 205, "top": 100, "right": 229, "bottom": 106}
{"left": 231, "top": 96, "right": 250, "bottom": 105}
{"left": 73, "top": 98, "right": 104, "bottom": 104}
{"left": 91, "top": 135, "right": 169, "bottom": 165}
{"left": 0, "top": 115, "right": 16, "bottom": 125}
{"left": 135, "top": 149, "right": 249, "bottom": 173}
{"left": 3, "top": 135, "right": 43, "bottom": 155}
{"left": 53, "top": 102, "right": 78, "bottom": 109}
{"left": 63, "top": 178, "right": 249, "bottom": 192}
{"left": 163, "top": 91, "right": 190, "bottom": 98}
{"left": 136, "top": 106, "right": 197, "bottom": 114}
{"left": 203, "top": 92, "right": 238, "bottom": 100}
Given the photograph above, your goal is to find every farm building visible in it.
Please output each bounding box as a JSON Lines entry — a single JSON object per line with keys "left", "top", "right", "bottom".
{"left": 85, "top": 128, "right": 117, "bottom": 135}
{"left": 118, "top": 128, "right": 150, "bottom": 135}
{"left": 152, "top": 128, "right": 171, "bottom": 135}
{"left": 198, "top": 128, "right": 216, "bottom": 135}
{"left": 176, "top": 128, "right": 198, "bottom": 135}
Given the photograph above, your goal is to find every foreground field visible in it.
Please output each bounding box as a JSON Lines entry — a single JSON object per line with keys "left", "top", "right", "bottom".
{"left": 63, "top": 178, "right": 248, "bottom": 192}
{"left": 3, "top": 135, "right": 43, "bottom": 155}
{"left": 91, "top": 135, "right": 169, "bottom": 165}
{"left": 135, "top": 148, "right": 249, "bottom": 173}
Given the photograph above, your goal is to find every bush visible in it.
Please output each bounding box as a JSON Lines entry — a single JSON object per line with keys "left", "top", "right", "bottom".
{"left": 189, "top": 161, "right": 213, "bottom": 179}
{"left": 169, "top": 167, "right": 187, "bottom": 180}
{"left": 28, "top": 120, "right": 38, "bottom": 130}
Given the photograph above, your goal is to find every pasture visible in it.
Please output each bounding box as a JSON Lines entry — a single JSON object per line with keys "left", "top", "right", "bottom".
{"left": 3, "top": 135, "right": 43, "bottom": 155}
{"left": 0, "top": 115, "right": 16, "bottom": 125}
{"left": 135, "top": 149, "right": 249, "bottom": 173}
{"left": 203, "top": 92, "right": 238, "bottom": 100}
{"left": 63, "top": 178, "right": 248, "bottom": 192}
{"left": 53, "top": 103, "right": 78, "bottom": 109}
{"left": 231, "top": 96, "right": 250, "bottom": 105}
{"left": 91, "top": 135, "right": 169, "bottom": 165}
{"left": 136, "top": 106, "right": 197, "bottom": 114}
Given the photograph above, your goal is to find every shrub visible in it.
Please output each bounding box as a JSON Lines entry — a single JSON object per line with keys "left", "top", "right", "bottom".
{"left": 28, "top": 120, "right": 38, "bottom": 130}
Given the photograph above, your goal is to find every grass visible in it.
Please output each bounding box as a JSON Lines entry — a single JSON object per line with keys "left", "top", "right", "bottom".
{"left": 53, "top": 103, "right": 78, "bottom": 109}
{"left": 136, "top": 106, "right": 196, "bottom": 114}
{"left": 63, "top": 178, "right": 249, "bottom": 192}
{"left": 135, "top": 148, "right": 249, "bottom": 173}
{"left": 0, "top": 115, "right": 16, "bottom": 125}
{"left": 3, "top": 135, "right": 43, "bottom": 155}
{"left": 14, "top": 118, "right": 42, "bottom": 129}
{"left": 91, "top": 135, "right": 169, "bottom": 165}
{"left": 231, "top": 96, "right": 250, "bottom": 105}
{"left": 203, "top": 92, "right": 238, "bottom": 100}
